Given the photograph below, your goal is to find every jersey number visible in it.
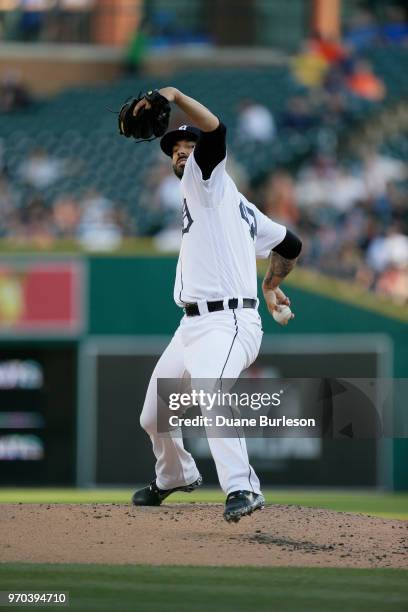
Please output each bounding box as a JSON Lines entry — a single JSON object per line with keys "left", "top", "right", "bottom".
{"left": 239, "top": 201, "right": 257, "bottom": 240}
{"left": 182, "top": 198, "right": 193, "bottom": 234}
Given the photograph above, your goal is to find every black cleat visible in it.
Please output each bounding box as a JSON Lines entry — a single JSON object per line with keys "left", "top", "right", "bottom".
{"left": 131, "top": 475, "right": 203, "bottom": 506}
{"left": 223, "top": 490, "right": 265, "bottom": 523}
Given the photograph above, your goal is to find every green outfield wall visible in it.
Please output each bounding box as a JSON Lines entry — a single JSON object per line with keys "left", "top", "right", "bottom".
{"left": 87, "top": 256, "right": 408, "bottom": 490}
{"left": 1, "top": 253, "right": 407, "bottom": 489}
{"left": 88, "top": 256, "right": 407, "bottom": 375}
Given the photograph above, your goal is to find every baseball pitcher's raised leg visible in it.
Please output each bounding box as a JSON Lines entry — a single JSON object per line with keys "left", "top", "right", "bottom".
{"left": 139, "top": 329, "right": 201, "bottom": 490}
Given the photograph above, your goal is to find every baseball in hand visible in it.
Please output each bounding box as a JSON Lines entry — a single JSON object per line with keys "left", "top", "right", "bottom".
{"left": 272, "top": 305, "right": 293, "bottom": 326}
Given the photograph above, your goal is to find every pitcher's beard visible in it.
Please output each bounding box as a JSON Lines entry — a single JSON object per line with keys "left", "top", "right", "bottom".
{"left": 173, "top": 159, "right": 186, "bottom": 179}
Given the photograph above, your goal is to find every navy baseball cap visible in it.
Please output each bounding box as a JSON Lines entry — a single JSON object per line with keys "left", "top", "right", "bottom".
{"left": 160, "top": 125, "right": 201, "bottom": 157}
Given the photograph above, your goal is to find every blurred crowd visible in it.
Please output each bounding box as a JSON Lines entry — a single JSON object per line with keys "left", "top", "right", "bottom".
{"left": 1, "top": 135, "right": 406, "bottom": 302}
{"left": 0, "top": 0, "right": 94, "bottom": 44}
{"left": 259, "top": 152, "right": 407, "bottom": 304}
{"left": 344, "top": 4, "right": 408, "bottom": 49}
{"left": 0, "top": 145, "right": 132, "bottom": 251}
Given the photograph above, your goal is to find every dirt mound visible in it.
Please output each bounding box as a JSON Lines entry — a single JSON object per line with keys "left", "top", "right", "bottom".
{"left": 1, "top": 503, "right": 407, "bottom": 568}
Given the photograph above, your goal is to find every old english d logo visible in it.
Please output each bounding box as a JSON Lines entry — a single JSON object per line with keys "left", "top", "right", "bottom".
{"left": 239, "top": 200, "right": 257, "bottom": 240}
{"left": 182, "top": 198, "right": 193, "bottom": 234}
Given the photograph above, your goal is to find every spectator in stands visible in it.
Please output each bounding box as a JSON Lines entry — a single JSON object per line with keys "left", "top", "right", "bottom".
{"left": 77, "top": 189, "right": 123, "bottom": 251}
{"left": 53, "top": 0, "right": 94, "bottom": 44}
{"left": 327, "top": 166, "right": 366, "bottom": 213}
{"left": 16, "top": 194, "right": 54, "bottom": 246}
{"left": 236, "top": 99, "right": 275, "bottom": 143}
{"left": 291, "top": 39, "right": 329, "bottom": 88}
{"left": 366, "top": 224, "right": 408, "bottom": 273}
{"left": 344, "top": 7, "right": 379, "bottom": 50}
{"left": 52, "top": 193, "right": 80, "bottom": 239}
{"left": 376, "top": 264, "right": 408, "bottom": 304}
{"left": 124, "top": 19, "right": 149, "bottom": 74}
{"left": 18, "top": 147, "right": 66, "bottom": 190}
{"left": 346, "top": 60, "right": 385, "bottom": 101}
{"left": 310, "top": 34, "right": 347, "bottom": 65}
{"left": 153, "top": 165, "right": 182, "bottom": 215}
{"left": 320, "top": 92, "right": 351, "bottom": 128}
{"left": 261, "top": 170, "right": 299, "bottom": 226}
{"left": 361, "top": 149, "right": 407, "bottom": 200}
{"left": 149, "top": 9, "right": 183, "bottom": 47}
{"left": 0, "top": 70, "right": 32, "bottom": 113}
{"left": 18, "top": 0, "right": 46, "bottom": 42}
{"left": 138, "top": 162, "right": 181, "bottom": 236}
{"left": 281, "top": 96, "right": 318, "bottom": 131}
{"left": 381, "top": 5, "right": 408, "bottom": 46}
{"left": 294, "top": 154, "right": 337, "bottom": 209}
{"left": 323, "top": 63, "right": 348, "bottom": 96}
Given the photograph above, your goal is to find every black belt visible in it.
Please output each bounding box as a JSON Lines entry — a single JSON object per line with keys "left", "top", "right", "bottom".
{"left": 184, "top": 298, "right": 257, "bottom": 317}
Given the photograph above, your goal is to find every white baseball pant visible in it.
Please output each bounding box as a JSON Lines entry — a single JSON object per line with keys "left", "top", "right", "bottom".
{"left": 140, "top": 307, "right": 263, "bottom": 495}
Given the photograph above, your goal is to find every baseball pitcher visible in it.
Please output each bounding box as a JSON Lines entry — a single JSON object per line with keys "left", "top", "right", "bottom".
{"left": 120, "top": 87, "right": 302, "bottom": 522}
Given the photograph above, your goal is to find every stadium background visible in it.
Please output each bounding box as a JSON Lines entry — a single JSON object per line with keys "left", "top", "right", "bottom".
{"left": 0, "top": 1, "right": 407, "bottom": 608}
{"left": 0, "top": 0, "right": 407, "bottom": 492}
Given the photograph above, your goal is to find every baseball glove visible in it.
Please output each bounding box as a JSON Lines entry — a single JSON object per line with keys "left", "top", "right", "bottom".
{"left": 118, "top": 90, "right": 171, "bottom": 142}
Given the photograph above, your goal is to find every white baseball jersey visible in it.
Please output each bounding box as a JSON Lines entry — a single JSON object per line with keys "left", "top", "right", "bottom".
{"left": 174, "top": 139, "right": 287, "bottom": 306}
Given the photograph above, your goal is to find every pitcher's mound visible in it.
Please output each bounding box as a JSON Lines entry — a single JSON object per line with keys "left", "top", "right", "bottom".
{"left": 2, "top": 503, "right": 407, "bottom": 568}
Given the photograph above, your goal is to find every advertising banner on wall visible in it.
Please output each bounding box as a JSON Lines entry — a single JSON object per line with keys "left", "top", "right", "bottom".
{"left": 83, "top": 335, "right": 390, "bottom": 487}
{"left": 0, "top": 259, "right": 84, "bottom": 336}
{"left": 0, "top": 345, "right": 77, "bottom": 485}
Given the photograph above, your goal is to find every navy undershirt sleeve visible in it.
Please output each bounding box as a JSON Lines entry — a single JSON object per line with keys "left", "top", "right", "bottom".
{"left": 193, "top": 122, "right": 227, "bottom": 180}
{"left": 272, "top": 229, "right": 302, "bottom": 259}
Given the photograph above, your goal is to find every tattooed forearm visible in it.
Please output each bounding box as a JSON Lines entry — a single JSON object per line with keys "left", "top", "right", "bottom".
{"left": 262, "top": 252, "right": 297, "bottom": 290}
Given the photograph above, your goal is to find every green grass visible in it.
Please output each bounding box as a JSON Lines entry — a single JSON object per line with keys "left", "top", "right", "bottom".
{"left": 0, "top": 488, "right": 407, "bottom": 520}
{"left": 0, "top": 564, "right": 407, "bottom": 612}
